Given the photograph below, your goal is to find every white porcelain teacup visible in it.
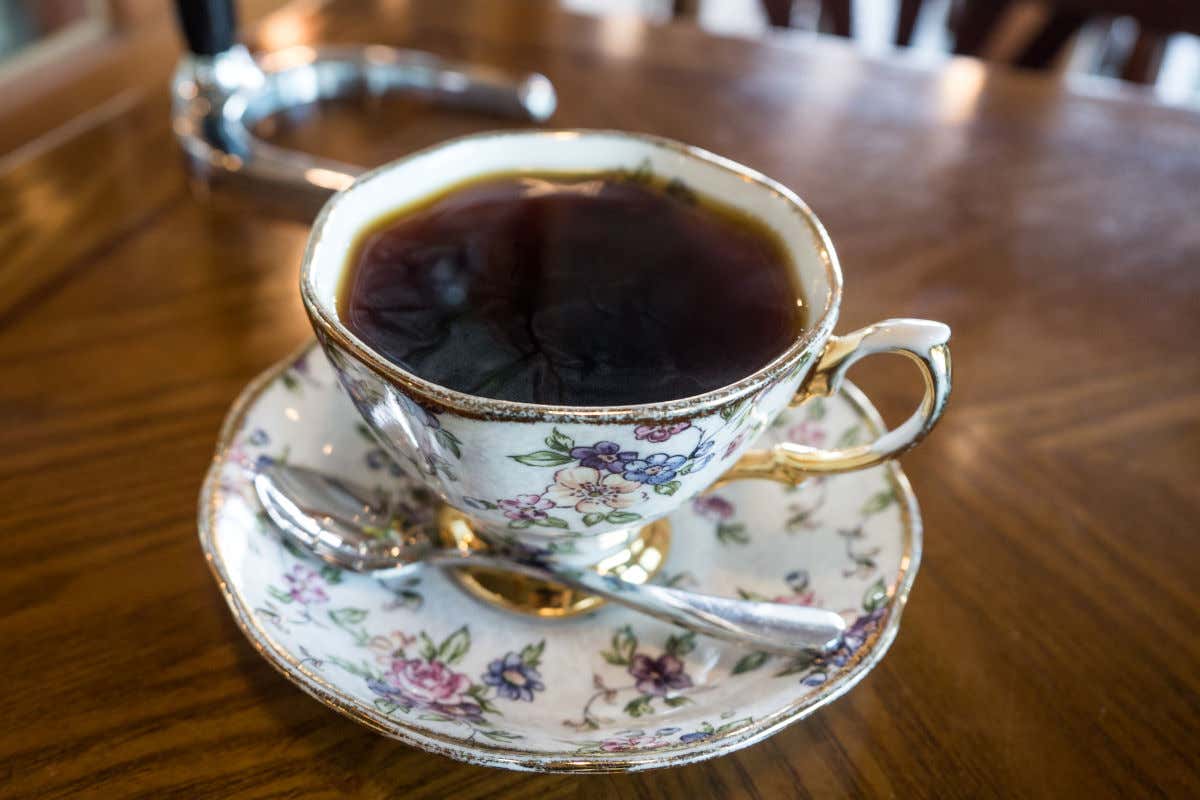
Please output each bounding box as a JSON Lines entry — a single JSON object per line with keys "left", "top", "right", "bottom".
{"left": 300, "top": 130, "right": 950, "bottom": 599}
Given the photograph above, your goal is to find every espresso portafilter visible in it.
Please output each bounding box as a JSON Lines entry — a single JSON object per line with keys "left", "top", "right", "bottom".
{"left": 170, "top": 0, "right": 557, "bottom": 219}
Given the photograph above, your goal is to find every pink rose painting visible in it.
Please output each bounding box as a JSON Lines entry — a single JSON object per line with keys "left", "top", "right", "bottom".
{"left": 385, "top": 658, "right": 472, "bottom": 707}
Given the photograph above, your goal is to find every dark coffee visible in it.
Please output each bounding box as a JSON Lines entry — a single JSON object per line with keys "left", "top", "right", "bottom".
{"left": 339, "top": 171, "right": 805, "bottom": 405}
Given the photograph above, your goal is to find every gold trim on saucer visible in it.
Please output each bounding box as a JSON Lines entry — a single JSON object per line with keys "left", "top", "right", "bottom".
{"left": 198, "top": 340, "right": 922, "bottom": 773}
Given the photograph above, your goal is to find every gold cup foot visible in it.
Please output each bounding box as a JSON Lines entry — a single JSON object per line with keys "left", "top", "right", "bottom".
{"left": 438, "top": 508, "right": 671, "bottom": 618}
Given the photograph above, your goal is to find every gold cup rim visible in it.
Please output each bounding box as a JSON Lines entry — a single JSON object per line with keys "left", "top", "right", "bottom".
{"left": 299, "top": 129, "right": 843, "bottom": 423}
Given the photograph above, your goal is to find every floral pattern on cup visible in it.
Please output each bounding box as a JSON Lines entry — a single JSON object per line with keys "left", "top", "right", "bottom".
{"left": 495, "top": 425, "right": 728, "bottom": 531}
{"left": 624, "top": 453, "right": 689, "bottom": 485}
{"left": 553, "top": 467, "right": 642, "bottom": 510}
{"left": 321, "top": 319, "right": 807, "bottom": 548}
{"left": 570, "top": 441, "right": 637, "bottom": 473}
{"left": 498, "top": 493, "right": 556, "bottom": 522}
{"left": 634, "top": 422, "right": 691, "bottom": 443}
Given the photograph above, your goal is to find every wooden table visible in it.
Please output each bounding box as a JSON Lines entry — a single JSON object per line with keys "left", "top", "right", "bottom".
{"left": 2, "top": 1, "right": 1197, "bottom": 796}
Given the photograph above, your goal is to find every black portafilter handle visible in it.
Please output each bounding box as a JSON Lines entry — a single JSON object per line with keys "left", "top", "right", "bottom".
{"left": 175, "top": 0, "right": 239, "bottom": 56}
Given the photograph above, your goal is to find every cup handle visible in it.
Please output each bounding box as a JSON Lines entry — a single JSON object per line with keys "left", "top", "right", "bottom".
{"left": 719, "top": 319, "right": 952, "bottom": 484}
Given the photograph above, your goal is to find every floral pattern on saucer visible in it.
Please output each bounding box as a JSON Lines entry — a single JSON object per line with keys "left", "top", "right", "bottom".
{"left": 200, "top": 342, "right": 922, "bottom": 772}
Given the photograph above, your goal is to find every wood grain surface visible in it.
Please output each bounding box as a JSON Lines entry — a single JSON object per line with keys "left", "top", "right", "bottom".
{"left": 1, "top": 1, "right": 1198, "bottom": 797}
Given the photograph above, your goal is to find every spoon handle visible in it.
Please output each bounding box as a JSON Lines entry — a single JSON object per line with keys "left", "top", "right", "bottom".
{"left": 420, "top": 552, "right": 845, "bottom": 656}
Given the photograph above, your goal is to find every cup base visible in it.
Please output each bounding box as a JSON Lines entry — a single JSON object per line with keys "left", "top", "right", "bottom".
{"left": 437, "top": 507, "right": 671, "bottom": 617}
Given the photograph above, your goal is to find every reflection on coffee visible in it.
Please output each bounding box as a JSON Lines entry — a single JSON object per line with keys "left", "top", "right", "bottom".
{"left": 339, "top": 170, "right": 805, "bottom": 405}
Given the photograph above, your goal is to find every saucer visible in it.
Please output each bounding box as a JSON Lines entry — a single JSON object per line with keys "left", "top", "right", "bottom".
{"left": 199, "top": 342, "right": 921, "bottom": 772}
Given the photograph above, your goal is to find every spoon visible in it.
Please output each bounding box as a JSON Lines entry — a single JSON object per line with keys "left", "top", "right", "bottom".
{"left": 254, "top": 463, "right": 846, "bottom": 655}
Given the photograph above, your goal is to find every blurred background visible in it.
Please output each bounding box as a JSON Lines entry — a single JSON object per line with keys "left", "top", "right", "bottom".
{"left": 2, "top": 0, "right": 1198, "bottom": 134}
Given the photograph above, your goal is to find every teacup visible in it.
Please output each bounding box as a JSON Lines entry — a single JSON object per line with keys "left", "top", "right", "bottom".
{"left": 300, "top": 130, "right": 951, "bottom": 614}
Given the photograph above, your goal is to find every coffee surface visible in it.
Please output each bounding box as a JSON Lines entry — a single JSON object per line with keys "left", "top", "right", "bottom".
{"left": 339, "top": 172, "right": 805, "bottom": 405}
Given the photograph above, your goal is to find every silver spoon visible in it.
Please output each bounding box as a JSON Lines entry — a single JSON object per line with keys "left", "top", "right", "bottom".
{"left": 254, "top": 463, "right": 845, "bottom": 655}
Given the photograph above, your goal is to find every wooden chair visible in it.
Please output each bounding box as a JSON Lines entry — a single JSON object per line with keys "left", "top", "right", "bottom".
{"left": 675, "top": 0, "right": 1199, "bottom": 86}
{"left": 951, "top": 0, "right": 1200, "bottom": 83}
{"left": 673, "top": 0, "right": 854, "bottom": 37}
{"left": 761, "top": 0, "right": 852, "bottom": 35}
